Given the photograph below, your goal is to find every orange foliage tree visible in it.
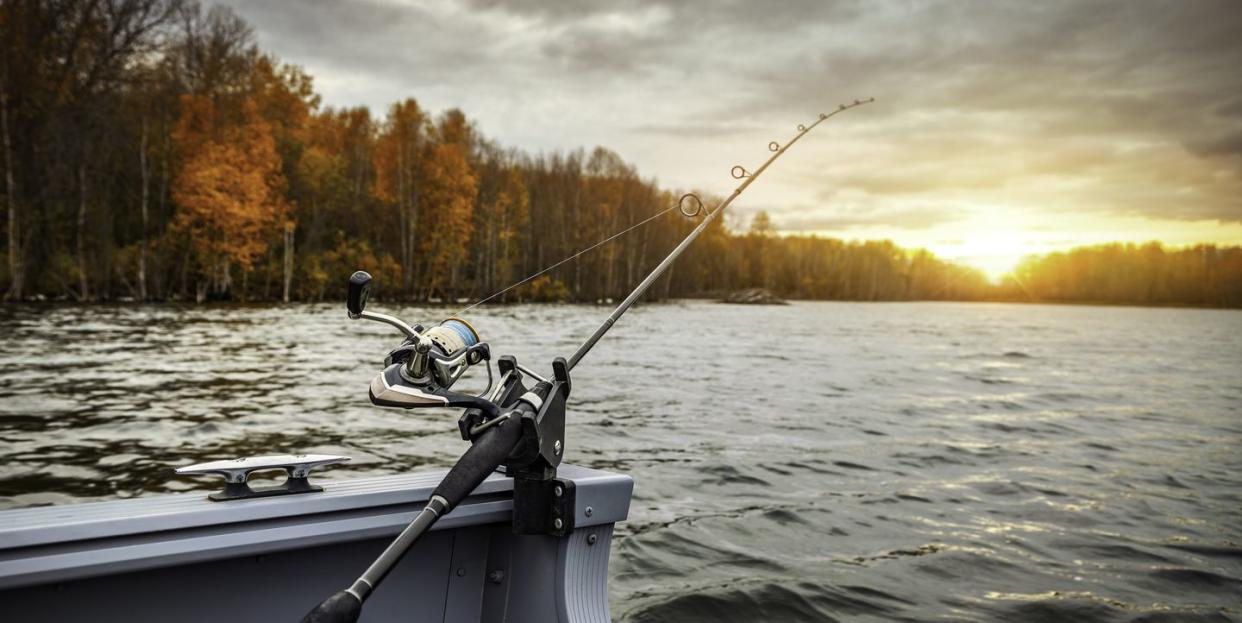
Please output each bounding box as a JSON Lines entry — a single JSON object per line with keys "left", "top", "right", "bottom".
{"left": 5, "top": 2, "right": 1235, "bottom": 307}
{"left": 373, "top": 99, "right": 427, "bottom": 295}
{"left": 490, "top": 165, "right": 529, "bottom": 298}
{"left": 416, "top": 142, "right": 477, "bottom": 300}
{"left": 171, "top": 96, "right": 289, "bottom": 300}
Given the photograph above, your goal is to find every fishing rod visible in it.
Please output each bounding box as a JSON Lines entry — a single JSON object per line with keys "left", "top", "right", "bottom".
{"left": 301, "top": 97, "right": 874, "bottom": 623}
{"left": 568, "top": 98, "right": 875, "bottom": 370}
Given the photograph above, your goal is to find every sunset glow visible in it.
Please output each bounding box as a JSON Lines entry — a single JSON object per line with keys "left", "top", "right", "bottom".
{"left": 220, "top": 0, "right": 1242, "bottom": 278}
{"left": 804, "top": 214, "right": 1242, "bottom": 281}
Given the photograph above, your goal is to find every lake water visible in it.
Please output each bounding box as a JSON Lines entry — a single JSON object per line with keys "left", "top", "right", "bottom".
{"left": 1, "top": 301, "right": 1240, "bottom": 621}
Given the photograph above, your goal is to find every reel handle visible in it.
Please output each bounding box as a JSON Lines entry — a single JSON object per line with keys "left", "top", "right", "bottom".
{"left": 347, "top": 271, "right": 370, "bottom": 317}
{"left": 345, "top": 271, "right": 418, "bottom": 337}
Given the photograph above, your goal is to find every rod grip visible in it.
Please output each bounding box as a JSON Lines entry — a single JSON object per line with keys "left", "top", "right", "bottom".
{"left": 300, "top": 590, "right": 361, "bottom": 623}
{"left": 431, "top": 402, "right": 531, "bottom": 512}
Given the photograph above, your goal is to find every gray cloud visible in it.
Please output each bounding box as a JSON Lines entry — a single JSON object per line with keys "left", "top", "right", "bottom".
{"left": 466, "top": 0, "right": 865, "bottom": 34}
{"left": 779, "top": 205, "right": 970, "bottom": 231}
{"left": 217, "top": 0, "right": 1242, "bottom": 227}
{"left": 1191, "top": 130, "right": 1242, "bottom": 158}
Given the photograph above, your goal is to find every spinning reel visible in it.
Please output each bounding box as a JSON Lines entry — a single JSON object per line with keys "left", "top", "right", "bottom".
{"left": 345, "top": 270, "right": 569, "bottom": 483}
{"left": 347, "top": 271, "right": 502, "bottom": 417}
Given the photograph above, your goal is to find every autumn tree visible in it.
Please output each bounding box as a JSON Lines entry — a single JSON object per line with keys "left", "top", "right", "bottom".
{"left": 1, "top": 3, "right": 1236, "bottom": 307}
{"left": 471, "top": 147, "right": 529, "bottom": 301}
{"left": 293, "top": 115, "right": 350, "bottom": 286}
{"left": 579, "top": 148, "right": 631, "bottom": 300}
{"left": 416, "top": 141, "right": 477, "bottom": 300}
{"left": 171, "top": 96, "right": 288, "bottom": 301}
{"left": 748, "top": 211, "right": 774, "bottom": 289}
{"left": 373, "top": 99, "right": 427, "bottom": 296}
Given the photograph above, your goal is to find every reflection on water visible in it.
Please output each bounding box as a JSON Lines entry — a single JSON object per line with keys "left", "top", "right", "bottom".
{"left": 2, "top": 301, "right": 1241, "bottom": 621}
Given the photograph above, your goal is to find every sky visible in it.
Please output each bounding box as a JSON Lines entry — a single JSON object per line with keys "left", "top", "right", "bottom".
{"left": 220, "top": 0, "right": 1242, "bottom": 278}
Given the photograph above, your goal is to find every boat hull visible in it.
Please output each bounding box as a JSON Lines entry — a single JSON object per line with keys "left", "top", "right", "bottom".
{"left": 0, "top": 465, "right": 632, "bottom": 622}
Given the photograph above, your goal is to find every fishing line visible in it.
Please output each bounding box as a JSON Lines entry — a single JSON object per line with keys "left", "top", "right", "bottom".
{"left": 567, "top": 97, "right": 876, "bottom": 369}
{"left": 453, "top": 192, "right": 705, "bottom": 315}
{"left": 456, "top": 97, "right": 876, "bottom": 321}
{"left": 307, "top": 97, "right": 876, "bottom": 623}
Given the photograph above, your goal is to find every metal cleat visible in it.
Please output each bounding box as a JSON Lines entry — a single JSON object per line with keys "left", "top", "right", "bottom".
{"left": 175, "top": 454, "right": 350, "bottom": 502}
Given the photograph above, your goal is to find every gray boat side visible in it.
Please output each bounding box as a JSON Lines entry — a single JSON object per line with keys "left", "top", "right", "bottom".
{"left": 0, "top": 464, "right": 633, "bottom": 623}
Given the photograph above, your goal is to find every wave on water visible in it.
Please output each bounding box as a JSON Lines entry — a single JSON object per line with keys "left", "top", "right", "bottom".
{"left": 2, "top": 301, "right": 1241, "bottom": 621}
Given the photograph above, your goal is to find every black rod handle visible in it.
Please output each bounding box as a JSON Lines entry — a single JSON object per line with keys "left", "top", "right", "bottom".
{"left": 300, "top": 400, "right": 533, "bottom": 623}
{"left": 300, "top": 590, "right": 361, "bottom": 623}
{"left": 430, "top": 398, "right": 532, "bottom": 513}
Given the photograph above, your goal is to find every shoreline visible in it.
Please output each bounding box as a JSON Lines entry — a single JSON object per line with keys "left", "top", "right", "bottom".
{"left": 1, "top": 297, "right": 1238, "bottom": 312}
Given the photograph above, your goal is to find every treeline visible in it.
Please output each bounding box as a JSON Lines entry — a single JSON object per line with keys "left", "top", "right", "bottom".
{"left": 1, "top": 2, "right": 1239, "bottom": 309}
{"left": 1000, "top": 243, "right": 1242, "bottom": 307}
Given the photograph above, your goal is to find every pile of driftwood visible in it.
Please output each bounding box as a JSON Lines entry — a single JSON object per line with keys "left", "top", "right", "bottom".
{"left": 720, "top": 288, "right": 788, "bottom": 305}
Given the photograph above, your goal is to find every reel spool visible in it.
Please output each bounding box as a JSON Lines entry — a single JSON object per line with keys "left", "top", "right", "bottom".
{"left": 426, "top": 318, "right": 480, "bottom": 356}
{"left": 391, "top": 317, "right": 489, "bottom": 392}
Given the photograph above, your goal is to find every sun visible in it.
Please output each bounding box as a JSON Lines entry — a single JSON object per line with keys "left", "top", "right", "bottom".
{"left": 967, "top": 255, "right": 1023, "bottom": 283}
{"left": 925, "top": 229, "right": 1034, "bottom": 282}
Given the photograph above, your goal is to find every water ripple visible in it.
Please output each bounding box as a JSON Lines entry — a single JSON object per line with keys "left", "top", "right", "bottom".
{"left": 2, "top": 301, "right": 1240, "bottom": 621}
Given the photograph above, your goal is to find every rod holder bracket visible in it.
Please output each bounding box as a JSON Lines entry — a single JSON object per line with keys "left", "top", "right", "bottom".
{"left": 511, "top": 476, "right": 576, "bottom": 536}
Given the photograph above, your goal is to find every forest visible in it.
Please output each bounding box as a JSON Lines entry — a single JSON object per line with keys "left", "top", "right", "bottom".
{"left": 2, "top": 1, "right": 1240, "bottom": 308}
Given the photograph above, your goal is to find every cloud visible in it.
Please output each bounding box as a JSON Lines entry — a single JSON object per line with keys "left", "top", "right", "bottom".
{"left": 1191, "top": 130, "right": 1242, "bottom": 158}
{"left": 778, "top": 205, "right": 970, "bottom": 231}
{"left": 216, "top": 0, "right": 1242, "bottom": 228}
{"left": 631, "top": 121, "right": 768, "bottom": 139}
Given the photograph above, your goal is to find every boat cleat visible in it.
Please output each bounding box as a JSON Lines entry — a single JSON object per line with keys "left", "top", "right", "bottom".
{"left": 175, "top": 454, "right": 350, "bottom": 502}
